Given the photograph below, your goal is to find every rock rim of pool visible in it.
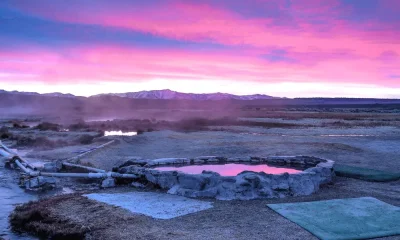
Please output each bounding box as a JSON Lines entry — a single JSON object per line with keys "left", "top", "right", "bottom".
{"left": 118, "top": 156, "right": 335, "bottom": 200}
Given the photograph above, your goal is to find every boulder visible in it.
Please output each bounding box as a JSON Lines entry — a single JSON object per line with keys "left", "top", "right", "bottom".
{"left": 192, "top": 159, "right": 205, "bottom": 164}
{"left": 25, "top": 176, "right": 56, "bottom": 190}
{"left": 124, "top": 166, "right": 146, "bottom": 175}
{"left": 178, "top": 174, "right": 207, "bottom": 190}
{"left": 304, "top": 167, "right": 334, "bottom": 184}
{"left": 203, "top": 172, "right": 223, "bottom": 188}
{"left": 227, "top": 156, "right": 251, "bottom": 162}
{"left": 146, "top": 158, "right": 190, "bottom": 167}
{"left": 289, "top": 174, "right": 316, "bottom": 196}
{"left": 216, "top": 182, "right": 236, "bottom": 200}
{"left": 145, "top": 172, "right": 158, "bottom": 184}
{"left": 101, "top": 178, "right": 115, "bottom": 188}
{"left": 237, "top": 189, "right": 258, "bottom": 200}
{"left": 192, "top": 187, "right": 218, "bottom": 198}
{"left": 259, "top": 186, "right": 274, "bottom": 198}
{"left": 118, "top": 158, "right": 148, "bottom": 168}
{"left": 271, "top": 173, "right": 290, "bottom": 190}
{"left": 167, "top": 185, "right": 180, "bottom": 195}
{"left": 131, "top": 182, "right": 146, "bottom": 188}
{"left": 194, "top": 156, "right": 226, "bottom": 163}
{"left": 176, "top": 187, "right": 219, "bottom": 198}
{"left": 320, "top": 167, "right": 334, "bottom": 184}
{"left": 157, "top": 171, "right": 178, "bottom": 189}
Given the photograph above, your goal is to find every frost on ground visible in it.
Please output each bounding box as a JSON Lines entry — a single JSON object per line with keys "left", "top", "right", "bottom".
{"left": 84, "top": 192, "right": 213, "bottom": 219}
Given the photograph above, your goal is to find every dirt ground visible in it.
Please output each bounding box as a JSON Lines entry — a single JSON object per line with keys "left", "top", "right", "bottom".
{"left": 10, "top": 177, "right": 400, "bottom": 240}
{"left": 26, "top": 124, "right": 400, "bottom": 172}
{"left": 2, "top": 111, "right": 400, "bottom": 240}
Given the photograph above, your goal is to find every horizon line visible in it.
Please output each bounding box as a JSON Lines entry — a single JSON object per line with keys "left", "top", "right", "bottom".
{"left": 1, "top": 88, "right": 400, "bottom": 100}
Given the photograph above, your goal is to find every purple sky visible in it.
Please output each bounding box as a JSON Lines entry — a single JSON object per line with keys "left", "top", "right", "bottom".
{"left": 0, "top": 0, "right": 399, "bottom": 97}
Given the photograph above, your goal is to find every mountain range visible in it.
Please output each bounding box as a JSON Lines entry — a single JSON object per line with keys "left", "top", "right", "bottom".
{"left": 93, "top": 89, "right": 277, "bottom": 100}
{"left": 0, "top": 89, "right": 75, "bottom": 98}
{"left": 1, "top": 89, "right": 399, "bottom": 103}
{"left": 0, "top": 89, "right": 277, "bottom": 100}
{"left": 1, "top": 89, "right": 399, "bottom": 120}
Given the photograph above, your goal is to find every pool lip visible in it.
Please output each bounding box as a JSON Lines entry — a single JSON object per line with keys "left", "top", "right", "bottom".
{"left": 121, "top": 155, "right": 335, "bottom": 200}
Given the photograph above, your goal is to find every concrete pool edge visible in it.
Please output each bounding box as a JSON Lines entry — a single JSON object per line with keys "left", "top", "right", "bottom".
{"left": 119, "top": 156, "right": 335, "bottom": 200}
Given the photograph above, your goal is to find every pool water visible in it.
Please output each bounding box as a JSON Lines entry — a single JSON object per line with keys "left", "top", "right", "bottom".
{"left": 0, "top": 168, "right": 37, "bottom": 240}
{"left": 104, "top": 131, "right": 137, "bottom": 136}
{"left": 155, "top": 163, "right": 301, "bottom": 176}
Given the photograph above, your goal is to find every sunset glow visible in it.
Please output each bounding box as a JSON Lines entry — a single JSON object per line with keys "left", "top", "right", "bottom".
{"left": 1, "top": 0, "right": 399, "bottom": 97}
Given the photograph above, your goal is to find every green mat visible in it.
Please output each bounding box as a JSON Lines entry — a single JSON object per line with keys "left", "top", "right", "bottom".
{"left": 334, "top": 164, "right": 400, "bottom": 182}
{"left": 268, "top": 197, "right": 400, "bottom": 240}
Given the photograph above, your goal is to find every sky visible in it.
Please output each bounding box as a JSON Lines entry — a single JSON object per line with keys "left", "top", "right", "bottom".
{"left": 0, "top": 0, "right": 399, "bottom": 98}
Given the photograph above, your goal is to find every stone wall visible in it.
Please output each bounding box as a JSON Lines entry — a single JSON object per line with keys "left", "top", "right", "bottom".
{"left": 119, "top": 156, "right": 335, "bottom": 200}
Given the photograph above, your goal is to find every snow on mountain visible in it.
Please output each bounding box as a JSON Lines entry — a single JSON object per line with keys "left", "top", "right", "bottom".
{"left": 42, "top": 92, "right": 76, "bottom": 98}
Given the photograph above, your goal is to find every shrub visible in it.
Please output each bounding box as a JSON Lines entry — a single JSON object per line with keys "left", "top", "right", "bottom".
{"left": 0, "top": 127, "right": 12, "bottom": 139}
{"left": 77, "top": 135, "right": 94, "bottom": 145}
{"left": 94, "top": 131, "right": 104, "bottom": 138}
{"left": 136, "top": 129, "right": 145, "bottom": 135}
{"left": 68, "top": 122, "right": 89, "bottom": 131}
{"left": 13, "top": 136, "right": 55, "bottom": 148}
{"left": 35, "top": 122, "right": 60, "bottom": 131}
{"left": 9, "top": 195, "right": 88, "bottom": 239}
{"left": 12, "top": 121, "right": 29, "bottom": 129}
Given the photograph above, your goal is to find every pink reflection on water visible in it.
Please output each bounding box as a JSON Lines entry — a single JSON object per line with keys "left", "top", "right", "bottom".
{"left": 155, "top": 164, "right": 300, "bottom": 176}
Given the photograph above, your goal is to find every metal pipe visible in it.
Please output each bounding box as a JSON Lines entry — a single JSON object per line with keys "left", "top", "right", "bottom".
{"left": 40, "top": 172, "right": 100, "bottom": 178}
{"left": 96, "top": 140, "right": 116, "bottom": 148}
{"left": 66, "top": 140, "right": 115, "bottom": 163}
{"left": 0, "top": 141, "right": 37, "bottom": 170}
{"left": 39, "top": 171, "right": 137, "bottom": 179}
{"left": 14, "top": 159, "right": 38, "bottom": 176}
{"left": 0, "top": 141, "right": 17, "bottom": 155}
{"left": 3, "top": 140, "right": 137, "bottom": 184}
{"left": 110, "top": 172, "right": 138, "bottom": 179}
{"left": 62, "top": 162, "right": 106, "bottom": 173}
{"left": 13, "top": 159, "right": 137, "bottom": 179}
{"left": 17, "top": 158, "right": 37, "bottom": 171}
{"left": 0, "top": 148, "right": 12, "bottom": 158}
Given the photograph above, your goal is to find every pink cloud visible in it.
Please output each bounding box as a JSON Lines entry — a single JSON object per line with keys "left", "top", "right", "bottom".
{"left": 3, "top": 0, "right": 400, "bottom": 90}
{"left": 10, "top": 0, "right": 400, "bottom": 59}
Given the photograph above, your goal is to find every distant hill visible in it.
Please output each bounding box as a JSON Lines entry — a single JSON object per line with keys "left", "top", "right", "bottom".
{"left": 93, "top": 89, "right": 278, "bottom": 100}
{"left": 1, "top": 89, "right": 399, "bottom": 103}
{"left": 1, "top": 88, "right": 399, "bottom": 120}
{"left": 0, "top": 89, "right": 74, "bottom": 98}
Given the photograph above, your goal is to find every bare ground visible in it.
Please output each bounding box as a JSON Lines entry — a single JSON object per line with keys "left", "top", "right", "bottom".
{"left": 3, "top": 113, "right": 400, "bottom": 240}
{"left": 26, "top": 125, "right": 400, "bottom": 172}
{"left": 10, "top": 177, "right": 400, "bottom": 240}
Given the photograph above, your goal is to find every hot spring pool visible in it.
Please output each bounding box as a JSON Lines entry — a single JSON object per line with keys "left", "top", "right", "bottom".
{"left": 104, "top": 131, "right": 137, "bottom": 136}
{"left": 121, "top": 156, "right": 334, "bottom": 200}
